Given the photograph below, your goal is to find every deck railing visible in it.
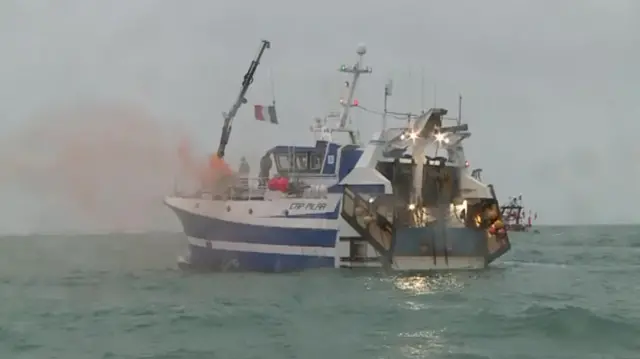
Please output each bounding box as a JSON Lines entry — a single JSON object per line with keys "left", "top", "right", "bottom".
{"left": 171, "top": 175, "right": 332, "bottom": 201}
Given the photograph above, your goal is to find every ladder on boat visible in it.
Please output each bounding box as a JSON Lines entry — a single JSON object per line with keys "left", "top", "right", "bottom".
{"left": 340, "top": 187, "right": 395, "bottom": 268}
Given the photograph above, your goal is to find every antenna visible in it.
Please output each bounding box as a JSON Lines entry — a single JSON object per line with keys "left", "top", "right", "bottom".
{"left": 457, "top": 94, "right": 462, "bottom": 125}
{"left": 420, "top": 66, "right": 425, "bottom": 110}
{"left": 432, "top": 82, "right": 437, "bottom": 107}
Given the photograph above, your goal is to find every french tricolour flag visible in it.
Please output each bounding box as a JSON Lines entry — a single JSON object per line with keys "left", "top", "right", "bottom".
{"left": 254, "top": 104, "right": 278, "bottom": 124}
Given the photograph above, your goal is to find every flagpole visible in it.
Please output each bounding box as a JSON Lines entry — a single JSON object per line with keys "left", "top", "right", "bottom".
{"left": 269, "top": 67, "right": 276, "bottom": 106}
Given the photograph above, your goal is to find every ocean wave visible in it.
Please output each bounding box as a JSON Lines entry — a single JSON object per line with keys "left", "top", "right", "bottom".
{"left": 470, "top": 305, "right": 639, "bottom": 350}
{"left": 499, "top": 260, "right": 568, "bottom": 269}
{"left": 519, "top": 230, "right": 640, "bottom": 249}
{"left": 500, "top": 259, "right": 640, "bottom": 274}
{"left": 102, "top": 348, "right": 217, "bottom": 359}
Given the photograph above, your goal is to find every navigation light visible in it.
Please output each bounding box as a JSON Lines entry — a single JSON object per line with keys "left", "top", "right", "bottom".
{"left": 408, "top": 203, "right": 416, "bottom": 211}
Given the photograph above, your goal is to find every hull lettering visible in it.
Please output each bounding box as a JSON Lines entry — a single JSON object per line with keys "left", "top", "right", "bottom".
{"left": 289, "top": 202, "right": 328, "bottom": 211}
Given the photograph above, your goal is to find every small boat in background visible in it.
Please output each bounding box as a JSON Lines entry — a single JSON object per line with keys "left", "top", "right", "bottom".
{"left": 500, "top": 194, "right": 538, "bottom": 232}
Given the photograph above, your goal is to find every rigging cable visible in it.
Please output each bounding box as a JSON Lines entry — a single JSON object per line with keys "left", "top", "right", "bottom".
{"left": 354, "top": 105, "right": 414, "bottom": 120}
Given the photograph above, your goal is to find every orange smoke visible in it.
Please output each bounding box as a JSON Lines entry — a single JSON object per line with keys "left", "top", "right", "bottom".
{"left": 0, "top": 103, "right": 221, "bottom": 233}
{"left": 177, "top": 138, "right": 233, "bottom": 186}
{"left": 208, "top": 154, "right": 233, "bottom": 176}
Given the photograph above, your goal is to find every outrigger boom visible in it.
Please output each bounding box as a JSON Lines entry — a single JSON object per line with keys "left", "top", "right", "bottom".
{"left": 216, "top": 39, "right": 271, "bottom": 159}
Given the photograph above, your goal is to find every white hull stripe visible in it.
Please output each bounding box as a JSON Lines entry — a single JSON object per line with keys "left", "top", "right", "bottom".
{"left": 188, "top": 236, "right": 336, "bottom": 257}
{"left": 165, "top": 197, "right": 340, "bottom": 229}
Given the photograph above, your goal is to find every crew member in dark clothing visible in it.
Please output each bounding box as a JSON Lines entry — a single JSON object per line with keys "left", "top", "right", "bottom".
{"left": 259, "top": 152, "right": 273, "bottom": 186}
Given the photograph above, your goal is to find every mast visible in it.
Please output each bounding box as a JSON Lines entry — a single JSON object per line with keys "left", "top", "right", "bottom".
{"left": 337, "top": 44, "right": 372, "bottom": 144}
{"left": 382, "top": 79, "right": 393, "bottom": 132}
{"left": 216, "top": 39, "right": 271, "bottom": 159}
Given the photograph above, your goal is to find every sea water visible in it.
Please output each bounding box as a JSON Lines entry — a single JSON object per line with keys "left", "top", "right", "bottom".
{"left": 0, "top": 226, "right": 638, "bottom": 359}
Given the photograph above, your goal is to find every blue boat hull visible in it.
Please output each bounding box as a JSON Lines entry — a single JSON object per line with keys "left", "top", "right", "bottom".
{"left": 167, "top": 201, "right": 339, "bottom": 272}
{"left": 180, "top": 241, "right": 336, "bottom": 272}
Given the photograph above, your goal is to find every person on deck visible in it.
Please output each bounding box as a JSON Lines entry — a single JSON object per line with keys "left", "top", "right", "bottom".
{"left": 236, "top": 156, "right": 251, "bottom": 191}
{"left": 259, "top": 152, "right": 273, "bottom": 186}
{"left": 238, "top": 156, "right": 250, "bottom": 175}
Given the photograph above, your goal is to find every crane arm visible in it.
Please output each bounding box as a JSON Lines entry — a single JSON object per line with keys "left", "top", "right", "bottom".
{"left": 216, "top": 40, "right": 271, "bottom": 159}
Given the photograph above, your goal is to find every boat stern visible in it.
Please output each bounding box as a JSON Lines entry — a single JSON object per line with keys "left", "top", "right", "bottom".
{"left": 391, "top": 226, "right": 494, "bottom": 271}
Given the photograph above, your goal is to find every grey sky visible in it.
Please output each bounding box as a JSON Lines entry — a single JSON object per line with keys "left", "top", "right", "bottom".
{"left": 0, "top": 0, "right": 638, "bottom": 232}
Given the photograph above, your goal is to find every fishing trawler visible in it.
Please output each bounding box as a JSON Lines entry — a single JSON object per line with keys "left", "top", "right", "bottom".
{"left": 500, "top": 195, "right": 537, "bottom": 232}
{"left": 164, "top": 41, "right": 511, "bottom": 272}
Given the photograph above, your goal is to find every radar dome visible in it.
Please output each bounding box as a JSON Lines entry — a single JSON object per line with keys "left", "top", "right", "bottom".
{"left": 356, "top": 43, "right": 367, "bottom": 55}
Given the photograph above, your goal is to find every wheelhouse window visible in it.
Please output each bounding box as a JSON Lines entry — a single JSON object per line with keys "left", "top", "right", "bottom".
{"left": 295, "top": 153, "right": 309, "bottom": 171}
{"left": 274, "top": 151, "right": 323, "bottom": 174}
{"left": 275, "top": 154, "right": 292, "bottom": 172}
{"left": 310, "top": 154, "right": 322, "bottom": 171}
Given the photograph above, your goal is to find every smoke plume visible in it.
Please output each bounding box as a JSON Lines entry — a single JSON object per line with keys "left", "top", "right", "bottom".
{"left": 0, "top": 103, "right": 214, "bottom": 233}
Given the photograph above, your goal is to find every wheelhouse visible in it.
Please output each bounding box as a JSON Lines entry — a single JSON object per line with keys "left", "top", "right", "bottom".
{"left": 263, "top": 141, "right": 361, "bottom": 180}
